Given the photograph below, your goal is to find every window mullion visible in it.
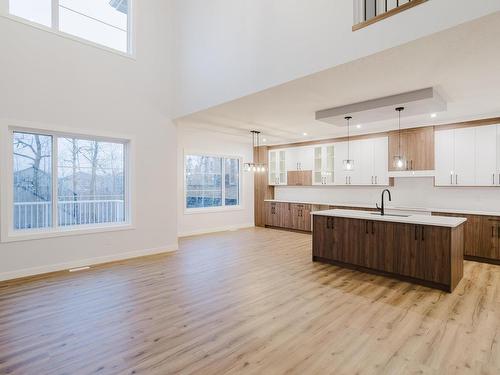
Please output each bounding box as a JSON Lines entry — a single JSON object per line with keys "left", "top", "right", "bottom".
{"left": 221, "top": 158, "right": 226, "bottom": 207}
{"left": 51, "top": 0, "right": 59, "bottom": 30}
{"left": 51, "top": 136, "right": 58, "bottom": 228}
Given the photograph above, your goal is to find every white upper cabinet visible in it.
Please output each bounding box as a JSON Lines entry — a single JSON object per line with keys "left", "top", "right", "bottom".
{"left": 268, "top": 150, "right": 287, "bottom": 185}
{"left": 453, "top": 128, "right": 476, "bottom": 186}
{"left": 435, "top": 129, "right": 455, "bottom": 186}
{"left": 372, "top": 137, "right": 389, "bottom": 185}
{"left": 313, "top": 145, "right": 334, "bottom": 185}
{"left": 435, "top": 124, "right": 500, "bottom": 186}
{"left": 475, "top": 125, "right": 497, "bottom": 186}
{"left": 334, "top": 137, "right": 389, "bottom": 186}
{"left": 286, "top": 147, "right": 313, "bottom": 171}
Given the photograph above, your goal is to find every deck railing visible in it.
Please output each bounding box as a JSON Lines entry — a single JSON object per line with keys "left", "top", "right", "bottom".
{"left": 14, "top": 199, "right": 125, "bottom": 230}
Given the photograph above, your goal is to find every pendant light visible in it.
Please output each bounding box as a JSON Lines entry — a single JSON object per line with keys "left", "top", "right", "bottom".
{"left": 244, "top": 131, "right": 266, "bottom": 173}
{"left": 393, "top": 107, "right": 406, "bottom": 169}
{"left": 343, "top": 116, "right": 355, "bottom": 171}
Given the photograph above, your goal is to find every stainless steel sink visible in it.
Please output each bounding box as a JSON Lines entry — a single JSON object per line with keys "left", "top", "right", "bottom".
{"left": 370, "top": 213, "right": 410, "bottom": 218}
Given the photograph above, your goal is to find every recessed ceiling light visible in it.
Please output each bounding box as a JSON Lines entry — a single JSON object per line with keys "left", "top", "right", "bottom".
{"left": 356, "top": 124, "right": 362, "bottom": 129}
{"left": 431, "top": 113, "right": 437, "bottom": 118}
{"left": 303, "top": 132, "right": 308, "bottom": 136}
{"left": 262, "top": 138, "right": 267, "bottom": 142}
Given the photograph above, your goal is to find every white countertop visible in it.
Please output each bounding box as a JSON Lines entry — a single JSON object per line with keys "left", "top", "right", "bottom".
{"left": 264, "top": 199, "right": 500, "bottom": 217}
{"left": 311, "top": 209, "right": 467, "bottom": 228}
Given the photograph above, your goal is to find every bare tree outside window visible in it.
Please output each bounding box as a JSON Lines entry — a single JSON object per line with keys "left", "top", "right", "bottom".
{"left": 13, "top": 132, "right": 53, "bottom": 229}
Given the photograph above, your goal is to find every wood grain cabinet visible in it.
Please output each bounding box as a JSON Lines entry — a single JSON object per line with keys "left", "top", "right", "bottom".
{"left": 434, "top": 212, "right": 500, "bottom": 263}
{"left": 313, "top": 215, "right": 464, "bottom": 292}
{"left": 265, "top": 202, "right": 312, "bottom": 231}
{"left": 389, "top": 126, "right": 434, "bottom": 171}
{"left": 287, "top": 171, "right": 312, "bottom": 186}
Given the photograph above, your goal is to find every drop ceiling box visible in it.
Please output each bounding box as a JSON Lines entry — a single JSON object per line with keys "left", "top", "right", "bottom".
{"left": 315, "top": 88, "right": 447, "bottom": 126}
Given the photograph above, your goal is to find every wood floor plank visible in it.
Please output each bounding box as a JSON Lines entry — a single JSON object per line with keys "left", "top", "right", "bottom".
{"left": 0, "top": 227, "right": 499, "bottom": 374}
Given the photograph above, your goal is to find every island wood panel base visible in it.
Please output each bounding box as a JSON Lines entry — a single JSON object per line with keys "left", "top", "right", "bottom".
{"left": 312, "top": 216, "right": 464, "bottom": 292}
{"left": 464, "top": 255, "right": 500, "bottom": 266}
{"left": 312, "top": 256, "right": 452, "bottom": 292}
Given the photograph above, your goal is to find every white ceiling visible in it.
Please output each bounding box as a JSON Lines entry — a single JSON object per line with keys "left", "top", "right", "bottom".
{"left": 176, "top": 12, "right": 500, "bottom": 145}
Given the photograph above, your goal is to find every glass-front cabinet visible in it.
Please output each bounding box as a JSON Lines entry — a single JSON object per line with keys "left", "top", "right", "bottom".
{"left": 313, "top": 145, "right": 335, "bottom": 185}
{"left": 268, "top": 150, "right": 287, "bottom": 185}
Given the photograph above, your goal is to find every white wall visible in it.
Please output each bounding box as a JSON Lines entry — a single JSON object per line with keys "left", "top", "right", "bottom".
{"left": 177, "top": 126, "right": 254, "bottom": 237}
{"left": 173, "top": 0, "right": 500, "bottom": 117}
{"left": 0, "top": 0, "right": 178, "bottom": 281}
{"left": 275, "top": 178, "right": 500, "bottom": 213}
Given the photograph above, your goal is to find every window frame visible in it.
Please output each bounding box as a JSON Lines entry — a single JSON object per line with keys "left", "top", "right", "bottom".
{"left": 0, "top": 122, "right": 135, "bottom": 243}
{"left": 183, "top": 151, "right": 243, "bottom": 214}
{"left": 0, "top": 0, "right": 135, "bottom": 57}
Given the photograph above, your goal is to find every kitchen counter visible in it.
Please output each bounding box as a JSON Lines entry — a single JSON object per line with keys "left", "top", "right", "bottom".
{"left": 311, "top": 209, "right": 467, "bottom": 228}
{"left": 264, "top": 199, "right": 500, "bottom": 217}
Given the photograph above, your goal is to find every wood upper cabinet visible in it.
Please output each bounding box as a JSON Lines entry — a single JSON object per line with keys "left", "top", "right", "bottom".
{"left": 389, "top": 126, "right": 434, "bottom": 171}
{"left": 287, "top": 171, "right": 312, "bottom": 186}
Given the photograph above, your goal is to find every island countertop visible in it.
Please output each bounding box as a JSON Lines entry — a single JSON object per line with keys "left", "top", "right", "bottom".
{"left": 311, "top": 209, "right": 467, "bottom": 228}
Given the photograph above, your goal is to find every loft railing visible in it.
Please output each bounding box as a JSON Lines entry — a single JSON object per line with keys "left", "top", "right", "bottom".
{"left": 353, "top": 0, "right": 427, "bottom": 31}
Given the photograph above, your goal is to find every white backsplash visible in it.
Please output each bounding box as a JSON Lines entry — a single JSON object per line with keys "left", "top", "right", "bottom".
{"left": 275, "top": 177, "right": 500, "bottom": 212}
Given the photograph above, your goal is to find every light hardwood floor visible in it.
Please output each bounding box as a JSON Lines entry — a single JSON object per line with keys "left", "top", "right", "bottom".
{"left": 0, "top": 227, "right": 499, "bottom": 375}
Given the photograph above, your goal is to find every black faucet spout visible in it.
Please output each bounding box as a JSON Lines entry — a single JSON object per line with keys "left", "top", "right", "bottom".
{"left": 376, "top": 189, "right": 392, "bottom": 216}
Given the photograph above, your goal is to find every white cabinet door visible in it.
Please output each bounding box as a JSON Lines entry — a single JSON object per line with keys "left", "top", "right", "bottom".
{"left": 278, "top": 150, "right": 287, "bottom": 184}
{"left": 475, "top": 125, "right": 497, "bottom": 186}
{"left": 357, "top": 139, "right": 374, "bottom": 185}
{"left": 286, "top": 148, "right": 299, "bottom": 171}
{"left": 497, "top": 125, "right": 500, "bottom": 185}
{"left": 313, "top": 146, "right": 323, "bottom": 185}
{"left": 334, "top": 142, "right": 350, "bottom": 185}
{"left": 373, "top": 137, "right": 389, "bottom": 185}
{"left": 454, "top": 127, "right": 476, "bottom": 186}
{"left": 268, "top": 151, "right": 277, "bottom": 185}
{"left": 299, "top": 147, "right": 314, "bottom": 170}
{"left": 324, "top": 145, "right": 335, "bottom": 184}
{"left": 435, "top": 129, "right": 455, "bottom": 186}
{"left": 347, "top": 140, "right": 362, "bottom": 185}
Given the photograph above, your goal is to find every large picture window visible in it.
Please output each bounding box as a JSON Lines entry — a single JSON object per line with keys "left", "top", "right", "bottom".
{"left": 185, "top": 154, "right": 241, "bottom": 210}
{"left": 11, "top": 130, "right": 128, "bottom": 233}
{"left": 6, "top": 0, "right": 131, "bottom": 53}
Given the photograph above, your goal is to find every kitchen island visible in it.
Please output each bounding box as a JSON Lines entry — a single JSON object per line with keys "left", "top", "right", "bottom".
{"left": 312, "top": 209, "right": 467, "bottom": 292}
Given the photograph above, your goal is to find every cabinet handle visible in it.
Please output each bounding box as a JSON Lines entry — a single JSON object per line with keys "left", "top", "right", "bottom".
{"left": 498, "top": 173, "right": 500, "bottom": 185}
{"left": 492, "top": 226, "right": 495, "bottom": 238}
{"left": 375, "top": 176, "right": 378, "bottom": 185}
{"left": 455, "top": 174, "right": 458, "bottom": 185}
{"left": 349, "top": 177, "right": 352, "bottom": 185}
{"left": 450, "top": 173, "right": 453, "bottom": 185}
{"left": 498, "top": 225, "right": 500, "bottom": 239}
{"left": 327, "top": 217, "right": 331, "bottom": 229}
{"left": 371, "top": 221, "right": 375, "bottom": 235}
{"left": 415, "top": 225, "right": 418, "bottom": 241}
{"left": 371, "top": 176, "right": 374, "bottom": 184}
{"left": 421, "top": 227, "right": 425, "bottom": 241}
{"left": 493, "top": 174, "right": 496, "bottom": 185}
{"left": 365, "top": 221, "right": 369, "bottom": 234}
{"left": 345, "top": 176, "right": 348, "bottom": 185}
{"left": 411, "top": 160, "right": 413, "bottom": 170}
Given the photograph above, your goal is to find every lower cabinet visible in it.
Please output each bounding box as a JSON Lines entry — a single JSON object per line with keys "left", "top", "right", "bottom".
{"left": 312, "top": 215, "right": 464, "bottom": 292}
{"left": 265, "top": 202, "right": 313, "bottom": 231}
{"left": 433, "top": 212, "right": 500, "bottom": 263}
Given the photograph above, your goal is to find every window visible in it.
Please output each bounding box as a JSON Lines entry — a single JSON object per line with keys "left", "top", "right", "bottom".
{"left": 11, "top": 130, "right": 128, "bottom": 233}
{"left": 6, "top": 0, "right": 131, "bottom": 53}
{"left": 185, "top": 154, "right": 241, "bottom": 210}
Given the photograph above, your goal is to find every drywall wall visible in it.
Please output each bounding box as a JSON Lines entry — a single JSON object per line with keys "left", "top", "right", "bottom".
{"left": 275, "top": 177, "right": 500, "bottom": 213}
{"left": 0, "top": 0, "right": 177, "bottom": 281}
{"left": 173, "top": 0, "right": 500, "bottom": 117}
{"left": 177, "top": 126, "right": 254, "bottom": 236}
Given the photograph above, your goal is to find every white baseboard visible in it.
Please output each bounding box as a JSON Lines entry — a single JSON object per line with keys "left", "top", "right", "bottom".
{"left": 178, "top": 223, "right": 255, "bottom": 238}
{"left": 0, "top": 243, "right": 179, "bottom": 282}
